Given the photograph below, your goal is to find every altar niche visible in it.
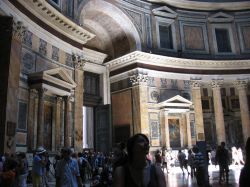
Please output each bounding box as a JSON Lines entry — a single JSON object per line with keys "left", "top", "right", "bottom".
{"left": 169, "top": 118, "right": 181, "bottom": 148}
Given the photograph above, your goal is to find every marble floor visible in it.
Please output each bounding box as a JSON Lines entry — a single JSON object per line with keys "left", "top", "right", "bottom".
{"left": 166, "top": 165, "right": 243, "bottom": 187}
{"left": 28, "top": 164, "right": 243, "bottom": 187}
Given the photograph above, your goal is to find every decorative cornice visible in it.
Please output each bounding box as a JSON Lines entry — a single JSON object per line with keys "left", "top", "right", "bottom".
{"left": 147, "top": 0, "right": 250, "bottom": 11}
{"left": 106, "top": 51, "right": 250, "bottom": 72}
{"left": 210, "top": 79, "right": 224, "bottom": 89}
{"left": 234, "top": 79, "right": 248, "bottom": 90}
{"left": 129, "top": 69, "right": 148, "bottom": 86}
{"left": 16, "top": 0, "right": 95, "bottom": 44}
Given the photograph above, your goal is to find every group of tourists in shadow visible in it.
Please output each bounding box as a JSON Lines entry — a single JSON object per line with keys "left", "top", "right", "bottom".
{"left": 0, "top": 134, "right": 250, "bottom": 187}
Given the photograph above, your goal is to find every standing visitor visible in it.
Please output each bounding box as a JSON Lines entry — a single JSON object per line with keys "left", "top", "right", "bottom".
{"left": 239, "top": 137, "right": 250, "bottom": 187}
{"left": 17, "top": 152, "right": 29, "bottom": 187}
{"left": 32, "top": 146, "right": 46, "bottom": 187}
{"left": 113, "top": 133, "right": 166, "bottom": 187}
{"left": 216, "top": 142, "right": 230, "bottom": 184}
{"left": 56, "top": 147, "right": 83, "bottom": 187}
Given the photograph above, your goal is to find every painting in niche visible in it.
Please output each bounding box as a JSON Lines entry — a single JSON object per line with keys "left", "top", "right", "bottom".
{"left": 168, "top": 119, "right": 181, "bottom": 148}
{"left": 44, "top": 104, "right": 53, "bottom": 150}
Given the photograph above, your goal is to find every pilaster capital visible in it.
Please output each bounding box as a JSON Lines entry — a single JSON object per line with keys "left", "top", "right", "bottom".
{"left": 129, "top": 70, "right": 148, "bottom": 86}
{"left": 210, "top": 79, "right": 224, "bottom": 89}
{"left": 190, "top": 79, "right": 202, "bottom": 89}
{"left": 72, "top": 53, "right": 86, "bottom": 70}
{"left": 12, "top": 20, "right": 26, "bottom": 41}
{"left": 234, "top": 79, "right": 248, "bottom": 90}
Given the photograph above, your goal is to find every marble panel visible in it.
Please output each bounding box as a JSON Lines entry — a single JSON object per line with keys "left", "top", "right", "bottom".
{"left": 111, "top": 90, "right": 133, "bottom": 127}
{"left": 184, "top": 25, "right": 205, "bottom": 50}
{"left": 52, "top": 46, "right": 59, "bottom": 62}
{"left": 242, "top": 26, "right": 250, "bottom": 50}
{"left": 16, "top": 132, "right": 27, "bottom": 145}
{"left": 36, "top": 56, "right": 58, "bottom": 72}
{"left": 17, "top": 102, "right": 27, "bottom": 130}
{"left": 21, "top": 48, "right": 35, "bottom": 74}
{"left": 148, "top": 87, "right": 160, "bottom": 103}
{"left": 39, "top": 38, "right": 47, "bottom": 57}
{"left": 22, "top": 30, "right": 33, "bottom": 48}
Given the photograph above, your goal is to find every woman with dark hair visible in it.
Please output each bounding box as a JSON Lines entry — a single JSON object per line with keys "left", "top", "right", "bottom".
{"left": 113, "top": 133, "right": 166, "bottom": 187}
{"left": 239, "top": 137, "right": 250, "bottom": 187}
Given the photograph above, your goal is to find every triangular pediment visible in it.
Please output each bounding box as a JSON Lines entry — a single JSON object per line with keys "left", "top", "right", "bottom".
{"left": 45, "top": 68, "right": 76, "bottom": 86}
{"left": 208, "top": 12, "right": 234, "bottom": 23}
{"left": 152, "top": 6, "right": 177, "bottom": 18}
{"left": 28, "top": 68, "right": 76, "bottom": 96}
{"left": 159, "top": 95, "right": 192, "bottom": 108}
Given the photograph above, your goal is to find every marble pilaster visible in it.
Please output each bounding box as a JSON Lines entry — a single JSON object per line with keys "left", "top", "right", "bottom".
{"left": 130, "top": 70, "right": 149, "bottom": 136}
{"left": 234, "top": 79, "right": 250, "bottom": 144}
{"left": 72, "top": 55, "right": 84, "bottom": 152}
{"left": 210, "top": 79, "right": 226, "bottom": 144}
{"left": 190, "top": 80, "right": 205, "bottom": 141}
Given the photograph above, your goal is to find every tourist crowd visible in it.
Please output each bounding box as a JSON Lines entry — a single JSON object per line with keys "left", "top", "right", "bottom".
{"left": 0, "top": 136, "right": 249, "bottom": 187}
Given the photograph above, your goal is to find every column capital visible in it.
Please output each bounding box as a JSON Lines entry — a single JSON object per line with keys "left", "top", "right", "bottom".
{"left": 12, "top": 20, "right": 26, "bottom": 41}
{"left": 210, "top": 79, "right": 224, "bottom": 89}
{"left": 190, "top": 79, "right": 202, "bottom": 89}
{"left": 37, "top": 88, "right": 47, "bottom": 97}
{"left": 56, "top": 96, "right": 63, "bottom": 102}
{"left": 129, "top": 70, "right": 148, "bottom": 86}
{"left": 72, "top": 53, "right": 86, "bottom": 69}
{"left": 234, "top": 79, "right": 248, "bottom": 90}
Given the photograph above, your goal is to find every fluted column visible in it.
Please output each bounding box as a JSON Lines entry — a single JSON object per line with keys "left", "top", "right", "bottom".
{"left": 37, "top": 88, "right": 46, "bottom": 147}
{"left": 210, "top": 79, "right": 226, "bottom": 144}
{"left": 186, "top": 112, "right": 192, "bottom": 148}
{"left": 64, "top": 96, "right": 71, "bottom": 147}
{"left": 190, "top": 80, "right": 205, "bottom": 141}
{"left": 130, "top": 70, "right": 149, "bottom": 136}
{"left": 234, "top": 79, "right": 250, "bottom": 144}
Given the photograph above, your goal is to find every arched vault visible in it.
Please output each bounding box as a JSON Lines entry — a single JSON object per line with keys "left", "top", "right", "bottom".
{"left": 78, "top": 0, "right": 141, "bottom": 59}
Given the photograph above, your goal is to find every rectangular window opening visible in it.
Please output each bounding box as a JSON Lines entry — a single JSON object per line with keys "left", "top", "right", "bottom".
{"left": 215, "top": 28, "right": 232, "bottom": 53}
{"left": 159, "top": 25, "right": 173, "bottom": 49}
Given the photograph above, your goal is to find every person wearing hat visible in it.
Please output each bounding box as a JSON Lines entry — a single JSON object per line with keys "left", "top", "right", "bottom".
{"left": 32, "top": 146, "right": 46, "bottom": 187}
{"left": 55, "top": 147, "right": 83, "bottom": 187}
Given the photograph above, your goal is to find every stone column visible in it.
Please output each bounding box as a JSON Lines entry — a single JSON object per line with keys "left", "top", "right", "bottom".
{"left": 55, "top": 97, "right": 62, "bottom": 151}
{"left": 186, "top": 112, "right": 192, "bottom": 148}
{"left": 164, "top": 110, "right": 170, "bottom": 149}
{"left": 234, "top": 79, "right": 250, "bottom": 144}
{"left": 27, "top": 89, "right": 36, "bottom": 150}
{"left": 160, "top": 110, "right": 166, "bottom": 148}
{"left": 130, "top": 70, "right": 149, "bottom": 136}
{"left": 190, "top": 80, "right": 205, "bottom": 141}
{"left": 72, "top": 54, "right": 84, "bottom": 152}
{"left": 37, "top": 88, "right": 46, "bottom": 147}
{"left": 210, "top": 79, "right": 226, "bottom": 144}
{"left": 64, "top": 96, "right": 71, "bottom": 147}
